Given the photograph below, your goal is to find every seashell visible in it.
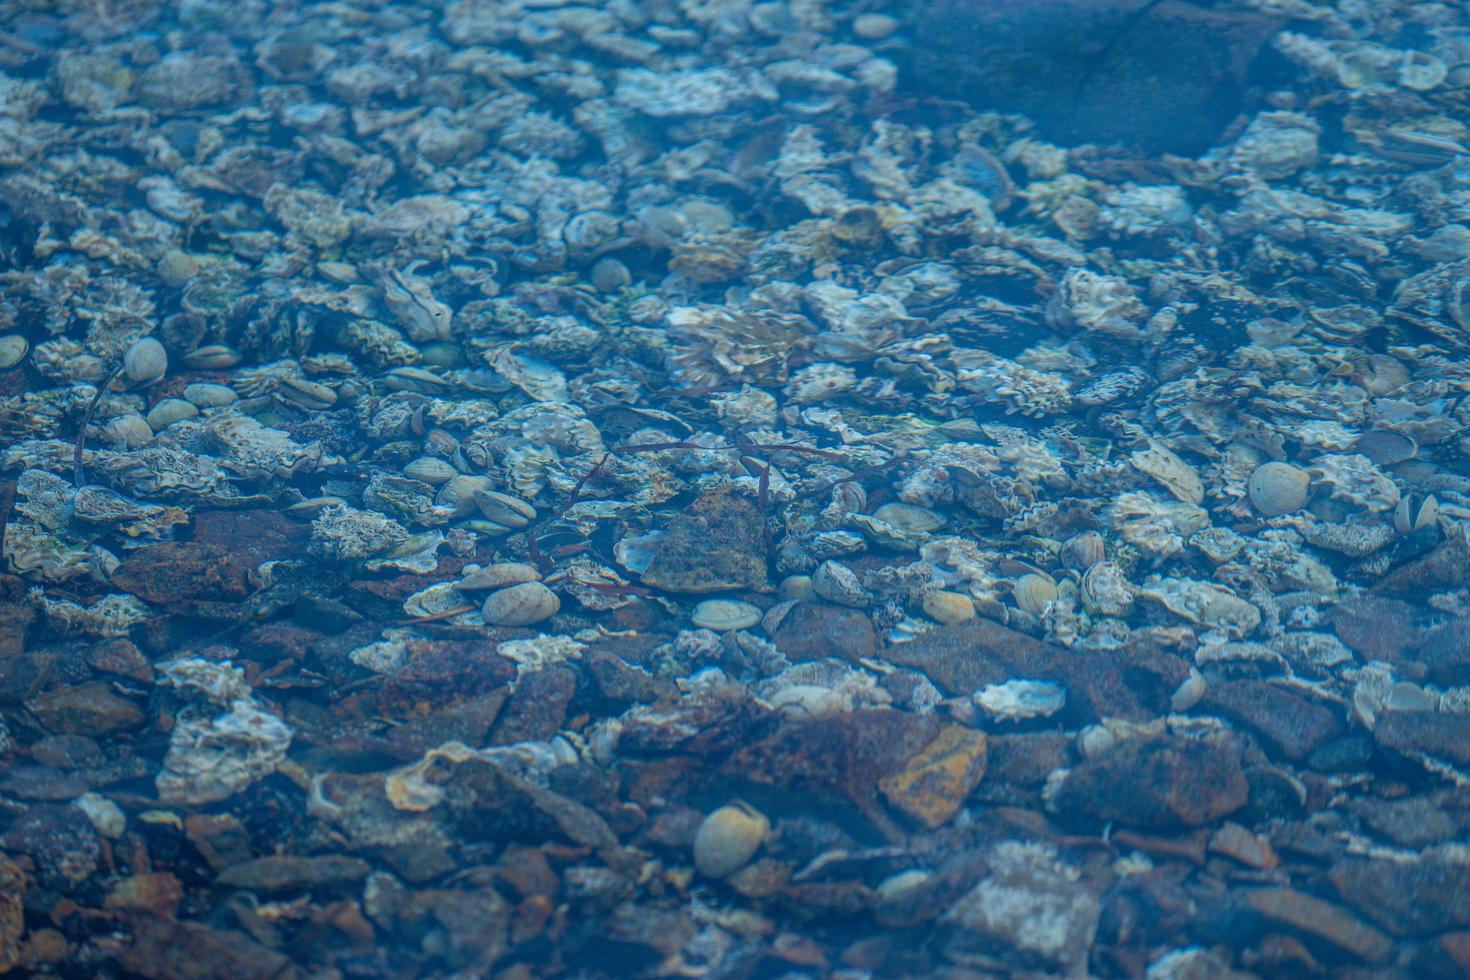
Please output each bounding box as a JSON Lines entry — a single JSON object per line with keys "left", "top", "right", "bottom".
{"left": 872, "top": 502, "right": 945, "bottom": 533}
{"left": 481, "top": 582, "right": 560, "bottom": 626}
{"left": 778, "top": 575, "right": 815, "bottom": 601}
{"left": 181, "top": 344, "right": 242, "bottom": 370}
{"left": 384, "top": 366, "right": 451, "bottom": 394}
{"left": 1080, "top": 561, "right": 1134, "bottom": 618}
{"left": 123, "top": 337, "right": 168, "bottom": 386}
{"left": 853, "top": 13, "right": 900, "bottom": 40}
{"left": 1170, "top": 668, "right": 1208, "bottom": 712}
{"left": 691, "top": 599, "right": 761, "bottom": 631}
{"left": 1393, "top": 494, "right": 1438, "bottom": 535}
{"left": 145, "top": 398, "right": 198, "bottom": 430}
{"left": 403, "top": 456, "right": 460, "bottom": 484}
{"left": 1060, "top": 530, "right": 1105, "bottom": 569}
{"left": 156, "top": 249, "right": 201, "bottom": 287}
{"left": 1247, "top": 462, "right": 1311, "bottom": 516}
{"left": 693, "top": 802, "right": 769, "bottom": 879}
{"left": 473, "top": 489, "right": 536, "bottom": 528}
{"left": 1013, "top": 572, "right": 1058, "bottom": 616}
{"left": 922, "top": 590, "right": 975, "bottom": 624}
{"left": 590, "top": 257, "right": 633, "bottom": 293}
{"left": 276, "top": 376, "right": 337, "bottom": 409}
{"left": 812, "top": 560, "right": 872, "bottom": 607}
{"left": 436, "top": 475, "right": 494, "bottom": 517}
{"left": 458, "top": 562, "right": 541, "bottom": 591}
{"left": 105, "top": 414, "right": 153, "bottom": 449}
{"left": 182, "top": 382, "right": 237, "bottom": 408}
{"left": 974, "top": 679, "right": 1065, "bottom": 720}
{"left": 830, "top": 206, "right": 884, "bottom": 247}
{"left": 0, "top": 334, "right": 28, "bottom": 369}
{"left": 1354, "top": 429, "right": 1416, "bottom": 467}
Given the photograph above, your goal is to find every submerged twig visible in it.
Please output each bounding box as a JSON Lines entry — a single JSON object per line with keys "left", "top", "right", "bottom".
{"left": 73, "top": 365, "right": 123, "bottom": 487}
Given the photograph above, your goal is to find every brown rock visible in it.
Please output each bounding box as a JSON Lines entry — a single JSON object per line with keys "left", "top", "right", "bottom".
{"left": 1332, "top": 594, "right": 1424, "bottom": 666}
{"left": 85, "top": 638, "right": 153, "bottom": 681}
{"left": 0, "top": 857, "right": 25, "bottom": 974}
{"left": 104, "top": 873, "right": 184, "bottom": 917}
{"left": 490, "top": 665, "right": 575, "bottom": 744}
{"left": 1416, "top": 617, "right": 1470, "bottom": 687}
{"left": 26, "top": 681, "right": 144, "bottom": 735}
{"left": 883, "top": 617, "right": 1054, "bottom": 695}
{"left": 119, "top": 921, "right": 300, "bottom": 980}
{"left": 879, "top": 725, "right": 988, "bottom": 829}
{"left": 1373, "top": 710, "right": 1470, "bottom": 767}
{"left": 1374, "top": 522, "right": 1470, "bottom": 596}
{"left": 1244, "top": 887, "right": 1392, "bottom": 964}
{"left": 1051, "top": 735, "right": 1248, "bottom": 829}
{"left": 768, "top": 601, "right": 878, "bottom": 662}
{"left": 1209, "top": 821, "right": 1279, "bottom": 871}
{"left": 217, "top": 855, "right": 372, "bottom": 893}
{"left": 0, "top": 600, "right": 33, "bottom": 661}
{"left": 640, "top": 487, "right": 768, "bottom": 593}
{"left": 1201, "top": 680, "right": 1344, "bottom": 761}
{"left": 1329, "top": 855, "right": 1470, "bottom": 936}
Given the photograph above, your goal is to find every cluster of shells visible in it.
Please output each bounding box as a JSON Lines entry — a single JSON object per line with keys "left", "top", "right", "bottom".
{"left": 2, "top": 0, "right": 1470, "bottom": 705}
{"left": 4, "top": 0, "right": 1470, "bottom": 911}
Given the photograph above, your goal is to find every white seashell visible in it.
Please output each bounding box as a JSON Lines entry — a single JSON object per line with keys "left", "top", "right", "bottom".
{"left": 182, "top": 383, "right": 237, "bottom": 408}
{"left": 105, "top": 414, "right": 153, "bottom": 449}
{"left": 922, "top": 590, "right": 975, "bottom": 624}
{"left": 436, "top": 475, "right": 494, "bottom": 517}
{"left": 974, "top": 679, "right": 1066, "bottom": 720}
{"left": 1013, "top": 573, "right": 1059, "bottom": 616}
{"left": 691, "top": 599, "right": 761, "bottom": 631}
{"left": 1248, "top": 462, "right": 1310, "bottom": 516}
{"left": 181, "top": 344, "right": 242, "bottom": 370}
{"left": 0, "top": 334, "right": 28, "bottom": 369}
{"left": 693, "top": 802, "right": 769, "bottom": 878}
{"left": 145, "top": 398, "right": 198, "bottom": 430}
{"left": 481, "top": 582, "right": 560, "bottom": 626}
{"left": 473, "top": 489, "right": 536, "bottom": 528}
{"left": 403, "top": 456, "right": 460, "bottom": 484}
{"left": 123, "top": 337, "right": 167, "bottom": 385}
{"left": 458, "top": 562, "right": 541, "bottom": 591}
{"left": 1393, "top": 494, "right": 1438, "bottom": 535}
{"left": 1170, "top": 668, "right": 1208, "bottom": 712}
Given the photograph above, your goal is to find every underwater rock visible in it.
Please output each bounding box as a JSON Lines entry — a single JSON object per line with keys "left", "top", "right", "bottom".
{"left": 1050, "top": 734, "right": 1248, "bottom": 828}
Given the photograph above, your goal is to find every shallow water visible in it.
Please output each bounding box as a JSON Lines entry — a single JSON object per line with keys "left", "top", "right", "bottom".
{"left": 2, "top": 0, "right": 1470, "bottom": 977}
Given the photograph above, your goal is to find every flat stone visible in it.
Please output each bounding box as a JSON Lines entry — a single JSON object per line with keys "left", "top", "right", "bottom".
{"left": 1051, "top": 735, "right": 1248, "bottom": 829}
{"left": 883, "top": 617, "right": 1055, "bottom": 696}
{"left": 1201, "top": 680, "right": 1343, "bottom": 761}
{"left": 1373, "top": 710, "right": 1470, "bottom": 767}
{"left": 1209, "top": 821, "right": 1279, "bottom": 871}
{"left": 0, "top": 858, "right": 26, "bottom": 974}
{"left": 640, "top": 487, "right": 768, "bottom": 593}
{"left": 941, "top": 839, "right": 1100, "bottom": 974}
{"left": 1374, "top": 523, "right": 1470, "bottom": 596}
{"left": 1344, "top": 795, "right": 1460, "bottom": 849}
{"left": 217, "top": 855, "right": 372, "bottom": 892}
{"left": 879, "top": 725, "right": 987, "bottom": 829}
{"left": 490, "top": 665, "right": 575, "bottom": 744}
{"left": 1329, "top": 854, "right": 1470, "bottom": 936}
{"left": 104, "top": 873, "right": 184, "bottom": 917}
{"left": 1415, "top": 617, "right": 1470, "bottom": 687}
{"left": 768, "top": 601, "right": 877, "bottom": 662}
{"left": 1332, "top": 594, "right": 1424, "bottom": 667}
{"left": 85, "top": 638, "right": 153, "bottom": 681}
{"left": 26, "top": 682, "right": 144, "bottom": 735}
{"left": 119, "top": 921, "right": 300, "bottom": 980}
{"left": 1244, "top": 887, "right": 1392, "bottom": 964}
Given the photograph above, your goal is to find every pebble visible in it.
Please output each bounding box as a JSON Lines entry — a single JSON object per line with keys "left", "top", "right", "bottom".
{"left": 922, "top": 590, "right": 975, "bottom": 624}
{"left": 690, "top": 599, "right": 761, "bottom": 631}
{"left": 853, "top": 13, "right": 900, "bottom": 39}
{"left": 481, "top": 582, "right": 560, "bottom": 626}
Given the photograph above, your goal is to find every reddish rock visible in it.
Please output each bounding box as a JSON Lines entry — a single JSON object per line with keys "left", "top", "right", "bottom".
{"left": 1332, "top": 595, "right": 1424, "bottom": 667}
{"left": 640, "top": 487, "right": 768, "bottom": 593}
{"left": 1329, "top": 855, "right": 1470, "bottom": 936}
{"left": 85, "top": 638, "right": 153, "bottom": 681}
{"left": 119, "top": 921, "right": 300, "bottom": 980}
{"left": 878, "top": 725, "right": 988, "bottom": 829}
{"left": 376, "top": 639, "right": 515, "bottom": 717}
{"left": 883, "top": 618, "right": 1053, "bottom": 695}
{"left": 1051, "top": 735, "right": 1248, "bottom": 829}
{"left": 1244, "top": 887, "right": 1392, "bottom": 964}
{"left": 490, "top": 665, "right": 575, "bottom": 744}
{"left": 1201, "top": 680, "right": 1344, "bottom": 761}
{"left": 26, "top": 681, "right": 144, "bottom": 735}
{"left": 216, "top": 855, "right": 372, "bottom": 893}
{"left": 1373, "top": 523, "right": 1470, "bottom": 596}
{"left": 768, "top": 601, "right": 878, "bottom": 662}
{"left": 1373, "top": 710, "right": 1470, "bottom": 767}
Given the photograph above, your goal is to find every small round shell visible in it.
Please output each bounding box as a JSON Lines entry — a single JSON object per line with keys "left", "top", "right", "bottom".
{"left": 1013, "top": 573, "right": 1059, "bottom": 616}
{"left": 123, "top": 337, "right": 168, "bottom": 386}
{"left": 473, "top": 489, "right": 536, "bottom": 528}
{"left": 481, "top": 582, "right": 560, "bottom": 626}
{"left": 922, "top": 590, "right": 975, "bottom": 624}
{"left": 691, "top": 599, "right": 761, "bottom": 631}
{"left": 693, "top": 802, "right": 769, "bottom": 879}
{"left": 403, "top": 456, "right": 460, "bottom": 484}
{"left": 436, "top": 475, "right": 494, "bottom": 517}
{"left": 0, "top": 335, "right": 28, "bottom": 369}
{"left": 459, "top": 562, "right": 541, "bottom": 591}
{"left": 1248, "top": 462, "right": 1311, "bottom": 516}
{"left": 145, "top": 398, "right": 198, "bottom": 430}
{"left": 1060, "top": 531, "right": 1106, "bottom": 569}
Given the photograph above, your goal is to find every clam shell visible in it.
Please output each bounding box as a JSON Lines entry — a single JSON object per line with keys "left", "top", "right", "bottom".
{"left": 458, "top": 562, "right": 541, "bottom": 591}
{"left": 1060, "top": 530, "right": 1106, "bottom": 569}
{"left": 145, "top": 397, "right": 198, "bottom": 430}
{"left": 691, "top": 599, "right": 761, "bottom": 631}
{"left": 181, "top": 344, "right": 242, "bottom": 370}
{"left": 693, "top": 802, "right": 769, "bottom": 878}
{"left": 403, "top": 456, "right": 460, "bottom": 484}
{"left": 1013, "top": 573, "right": 1059, "bottom": 616}
{"left": 1248, "top": 462, "right": 1311, "bottom": 516}
{"left": 436, "top": 475, "right": 494, "bottom": 517}
{"left": 922, "top": 590, "right": 975, "bottom": 624}
{"left": 105, "top": 414, "right": 153, "bottom": 449}
{"left": 182, "top": 383, "right": 237, "bottom": 408}
{"left": 873, "top": 502, "right": 945, "bottom": 533}
{"left": 0, "top": 334, "right": 28, "bottom": 369}
{"left": 473, "top": 489, "right": 536, "bottom": 528}
{"left": 481, "top": 582, "right": 559, "bottom": 626}
{"left": 123, "top": 337, "right": 168, "bottom": 386}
